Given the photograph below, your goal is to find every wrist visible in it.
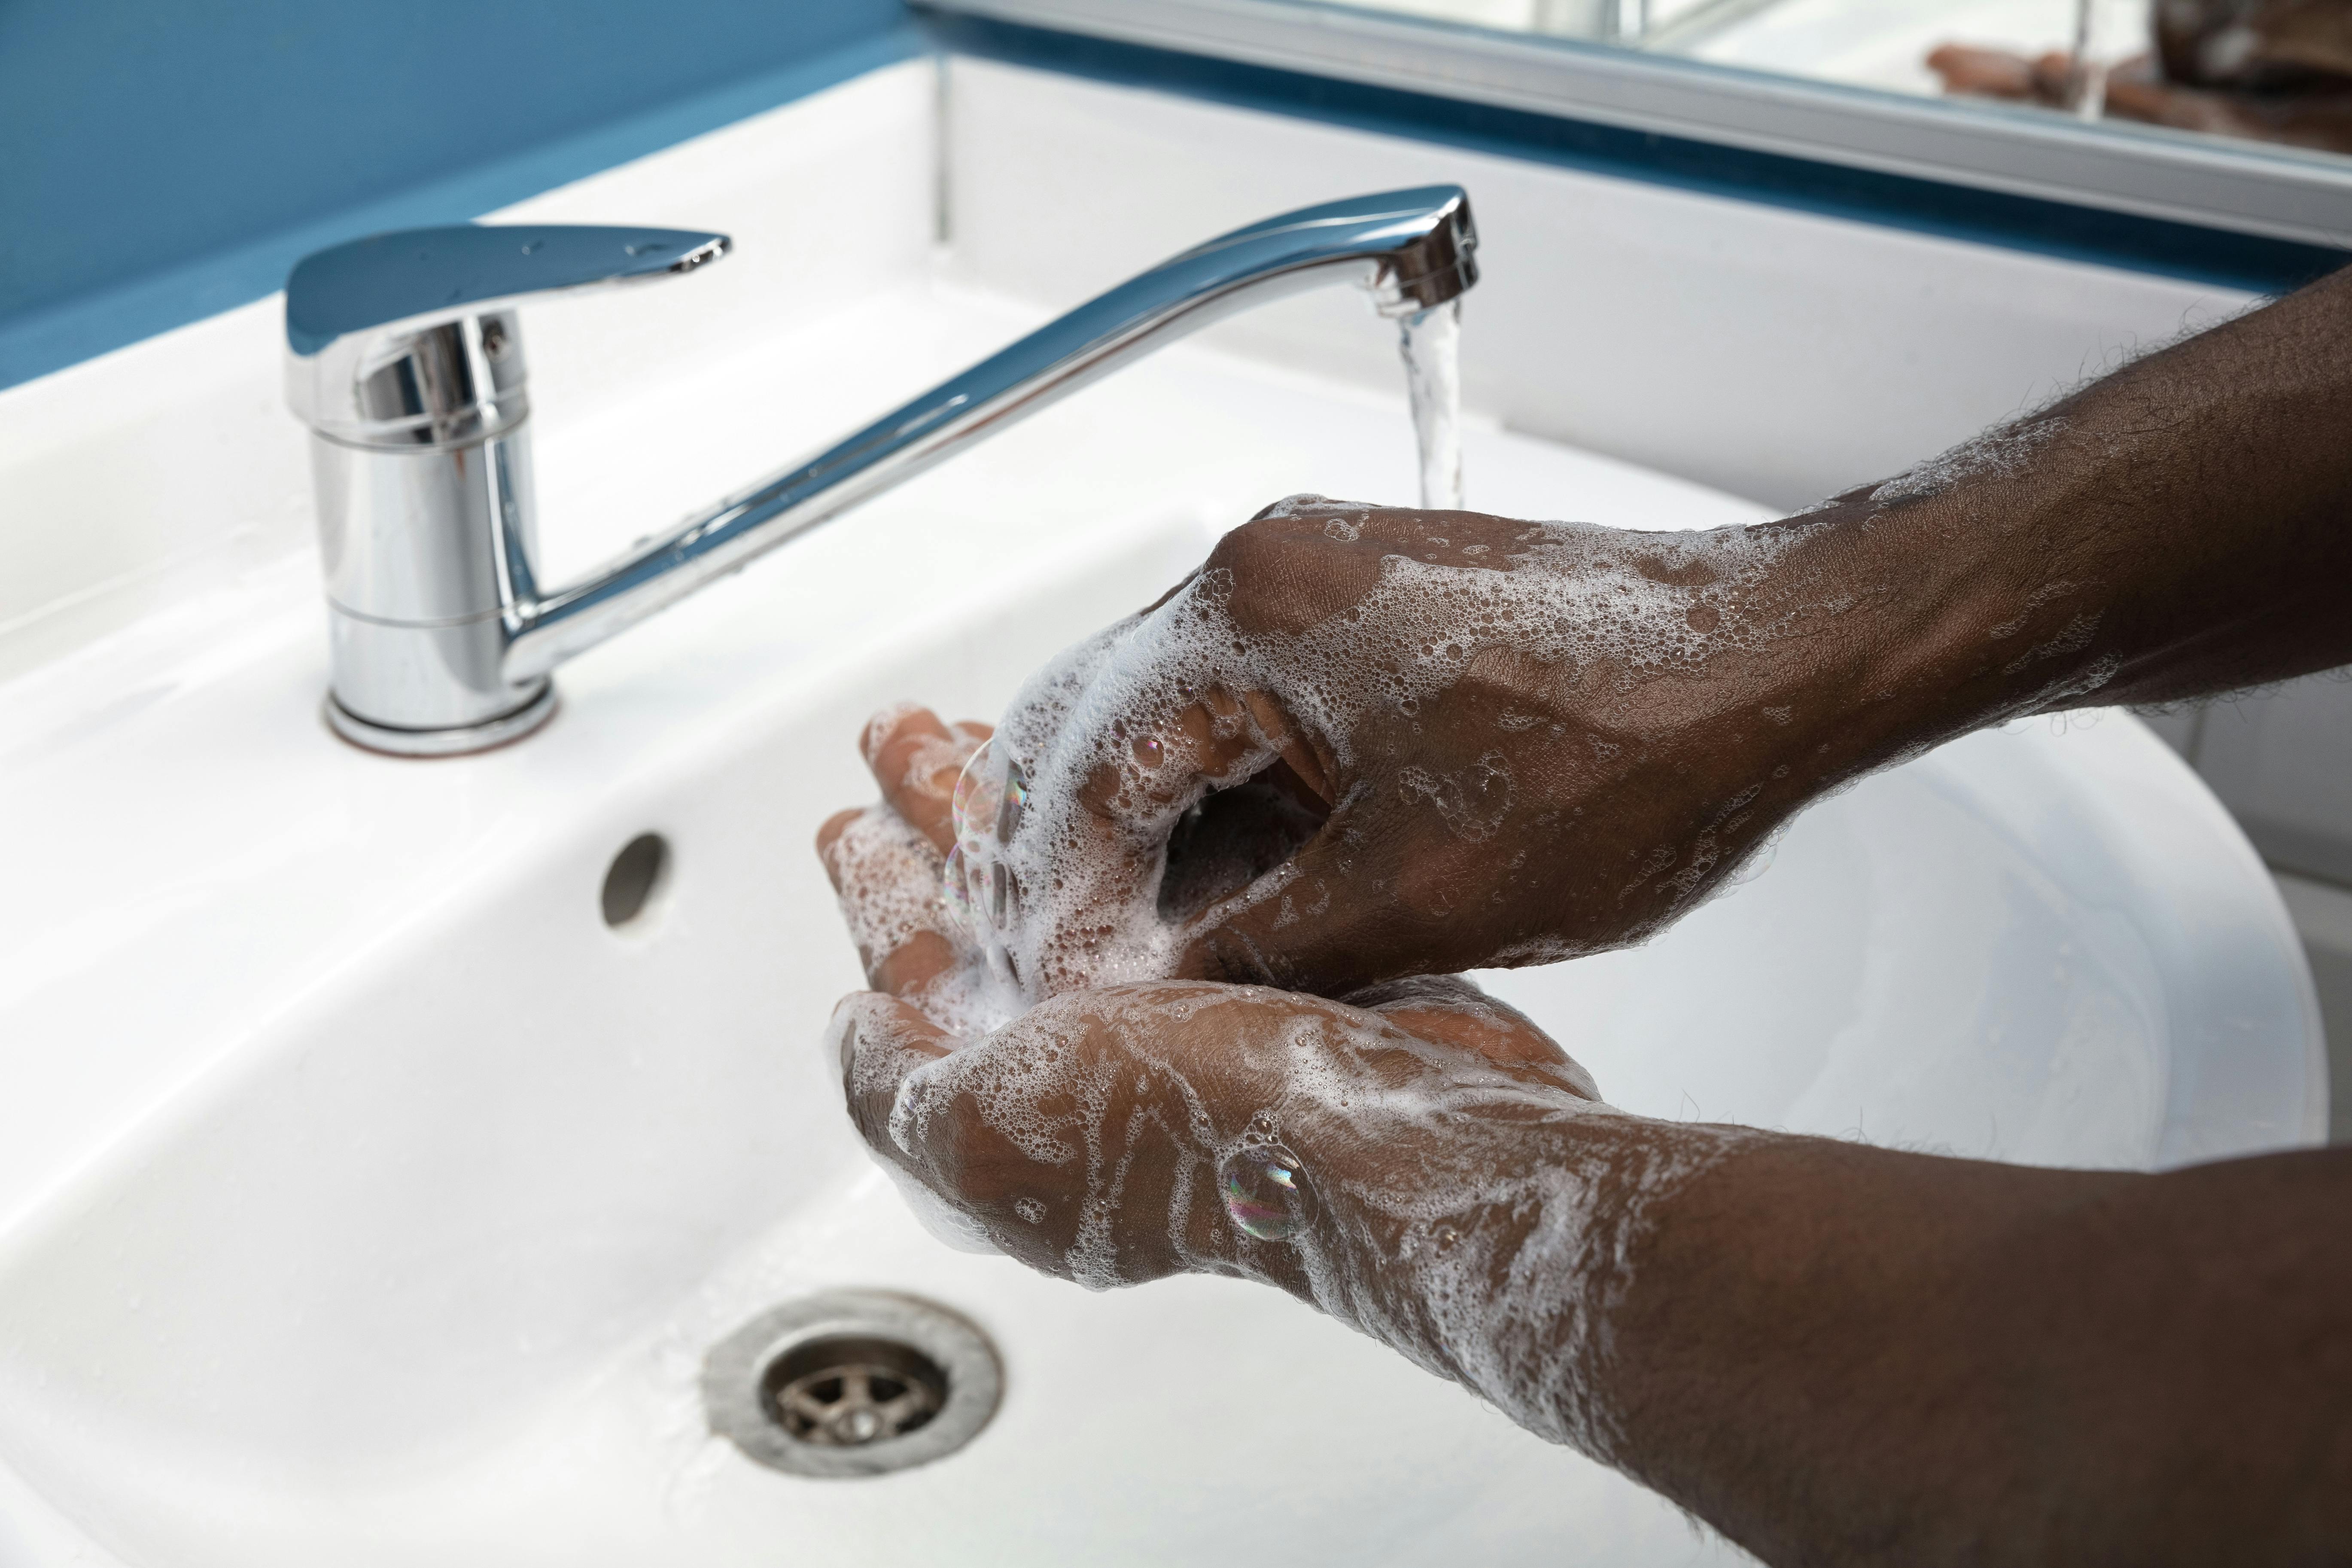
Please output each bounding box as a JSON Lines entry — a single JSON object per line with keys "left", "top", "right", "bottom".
{"left": 1270, "top": 1096, "right": 1750, "bottom": 1462}
{"left": 1731, "top": 490, "right": 2096, "bottom": 798}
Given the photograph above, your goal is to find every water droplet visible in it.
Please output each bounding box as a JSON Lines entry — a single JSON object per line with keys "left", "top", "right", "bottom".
{"left": 1218, "top": 1142, "right": 1313, "bottom": 1241}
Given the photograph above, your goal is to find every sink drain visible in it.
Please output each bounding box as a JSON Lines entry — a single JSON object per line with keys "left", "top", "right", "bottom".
{"left": 703, "top": 1291, "right": 1001, "bottom": 1477}
{"left": 767, "top": 1334, "right": 943, "bottom": 1446}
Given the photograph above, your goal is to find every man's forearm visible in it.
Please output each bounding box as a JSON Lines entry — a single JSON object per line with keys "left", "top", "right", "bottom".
{"left": 1654, "top": 262, "right": 2352, "bottom": 871}
{"left": 1293, "top": 1108, "right": 2352, "bottom": 1566}
{"left": 1608, "top": 1137, "right": 2352, "bottom": 1565}
{"left": 1851, "top": 265, "right": 2352, "bottom": 707}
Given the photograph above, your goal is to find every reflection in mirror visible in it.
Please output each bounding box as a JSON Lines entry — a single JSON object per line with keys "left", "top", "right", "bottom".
{"left": 1333, "top": 0, "right": 2352, "bottom": 158}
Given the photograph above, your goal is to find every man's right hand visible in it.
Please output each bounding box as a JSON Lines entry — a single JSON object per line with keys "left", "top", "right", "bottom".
{"left": 982, "top": 497, "right": 1884, "bottom": 1000}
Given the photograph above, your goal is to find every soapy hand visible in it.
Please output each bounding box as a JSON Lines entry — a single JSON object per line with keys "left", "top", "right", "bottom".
{"left": 818, "top": 848, "right": 1683, "bottom": 1465}
{"left": 817, "top": 719, "right": 1751, "bottom": 1470}
{"left": 815, "top": 699, "right": 1594, "bottom": 1050}
{"left": 817, "top": 706, "right": 1614, "bottom": 1302}
{"left": 828, "top": 975, "right": 1602, "bottom": 1288}
{"left": 970, "top": 497, "right": 1853, "bottom": 1000}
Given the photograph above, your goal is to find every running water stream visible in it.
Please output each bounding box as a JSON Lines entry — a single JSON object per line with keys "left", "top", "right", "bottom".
{"left": 1398, "top": 300, "right": 1464, "bottom": 511}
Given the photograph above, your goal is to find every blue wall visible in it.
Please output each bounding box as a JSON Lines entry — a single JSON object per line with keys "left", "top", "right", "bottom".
{"left": 0, "top": 0, "right": 918, "bottom": 388}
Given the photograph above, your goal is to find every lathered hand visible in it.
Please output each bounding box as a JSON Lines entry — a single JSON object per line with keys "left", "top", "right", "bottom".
{"left": 973, "top": 499, "right": 1902, "bottom": 998}
{"left": 820, "top": 818, "right": 1655, "bottom": 1455}
{"left": 815, "top": 702, "right": 1591, "bottom": 1053}
{"left": 831, "top": 977, "right": 1603, "bottom": 1287}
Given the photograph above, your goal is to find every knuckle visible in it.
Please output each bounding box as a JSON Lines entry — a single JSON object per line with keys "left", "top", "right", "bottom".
{"left": 1208, "top": 515, "right": 1297, "bottom": 578}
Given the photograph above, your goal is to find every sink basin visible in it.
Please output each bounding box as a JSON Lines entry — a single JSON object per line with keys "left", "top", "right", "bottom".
{"left": 0, "top": 263, "right": 2323, "bottom": 1565}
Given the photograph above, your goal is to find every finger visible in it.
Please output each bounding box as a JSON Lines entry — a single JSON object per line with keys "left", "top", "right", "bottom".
{"left": 871, "top": 931, "right": 963, "bottom": 1001}
{"left": 1240, "top": 691, "right": 1336, "bottom": 808}
{"left": 831, "top": 992, "right": 955, "bottom": 1162}
{"left": 1354, "top": 973, "right": 1571, "bottom": 1072}
{"left": 1342, "top": 975, "right": 1597, "bottom": 1098}
{"left": 861, "top": 705, "right": 992, "bottom": 857}
{"left": 814, "top": 807, "right": 864, "bottom": 884}
{"left": 817, "top": 804, "right": 963, "bottom": 998}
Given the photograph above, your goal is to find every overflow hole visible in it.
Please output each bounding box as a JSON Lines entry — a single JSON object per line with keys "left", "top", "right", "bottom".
{"left": 601, "top": 833, "right": 671, "bottom": 929}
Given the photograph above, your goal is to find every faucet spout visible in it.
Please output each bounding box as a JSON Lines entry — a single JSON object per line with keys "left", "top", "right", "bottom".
{"left": 285, "top": 187, "right": 1476, "bottom": 754}
{"left": 503, "top": 186, "right": 1477, "bottom": 686}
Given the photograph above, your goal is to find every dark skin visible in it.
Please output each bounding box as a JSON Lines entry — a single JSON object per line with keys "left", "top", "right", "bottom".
{"left": 818, "top": 266, "right": 2352, "bottom": 1563}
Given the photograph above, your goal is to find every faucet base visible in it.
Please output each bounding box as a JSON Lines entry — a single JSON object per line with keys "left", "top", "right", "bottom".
{"left": 324, "top": 683, "right": 558, "bottom": 758}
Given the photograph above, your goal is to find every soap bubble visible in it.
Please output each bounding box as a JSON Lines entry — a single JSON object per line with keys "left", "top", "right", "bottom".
{"left": 999, "top": 758, "right": 1030, "bottom": 840}
{"left": 1217, "top": 1142, "right": 1314, "bottom": 1241}
{"left": 941, "top": 842, "right": 978, "bottom": 939}
{"left": 952, "top": 740, "right": 1004, "bottom": 862}
{"left": 951, "top": 741, "right": 1032, "bottom": 920}
{"left": 943, "top": 737, "right": 1034, "bottom": 1005}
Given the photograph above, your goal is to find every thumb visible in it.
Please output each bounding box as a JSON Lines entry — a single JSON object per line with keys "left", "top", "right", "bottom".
{"left": 829, "top": 992, "right": 954, "bottom": 1164}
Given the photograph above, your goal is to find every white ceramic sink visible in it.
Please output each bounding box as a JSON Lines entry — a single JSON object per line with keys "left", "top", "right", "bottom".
{"left": 0, "top": 260, "right": 2324, "bottom": 1565}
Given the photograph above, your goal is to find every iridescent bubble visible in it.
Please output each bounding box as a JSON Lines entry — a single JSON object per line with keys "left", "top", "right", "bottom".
{"left": 1217, "top": 1142, "right": 1313, "bottom": 1242}
{"left": 989, "top": 859, "right": 1017, "bottom": 927}
{"left": 996, "top": 757, "right": 1029, "bottom": 842}
{"left": 940, "top": 842, "right": 977, "bottom": 938}
{"left": 952, "top": 740, "right": 1002, "bottom": 858}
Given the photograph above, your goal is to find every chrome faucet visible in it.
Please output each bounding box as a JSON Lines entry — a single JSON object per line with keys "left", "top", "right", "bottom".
{"left": 283, "top": 187, "right": 1478, "bottom": 755}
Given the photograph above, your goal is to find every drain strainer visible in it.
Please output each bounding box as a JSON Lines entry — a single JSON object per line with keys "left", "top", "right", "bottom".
{"left": 703, "top": 1291, "right": 1001, "bottom": 1477}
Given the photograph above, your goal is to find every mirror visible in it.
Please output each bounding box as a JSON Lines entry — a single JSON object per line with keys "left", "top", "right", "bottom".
{"left": 928, "top": 0, "right": 2352, "bottom": 251}
{"left": 1335, "top": 0, "right": 2352, "bottom": 160}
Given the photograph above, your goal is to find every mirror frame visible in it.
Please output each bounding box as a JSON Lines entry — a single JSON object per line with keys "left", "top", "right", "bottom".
{"left": 922, "top": 0, "right": 2352, "bottom": 249}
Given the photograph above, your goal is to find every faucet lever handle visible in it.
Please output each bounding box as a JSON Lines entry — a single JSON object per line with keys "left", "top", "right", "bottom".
{"left": 284, "top": 223, "right": 730, "bottom": 446}
{"left": 286, "top": 224, "right": 729, "bottom": 356}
